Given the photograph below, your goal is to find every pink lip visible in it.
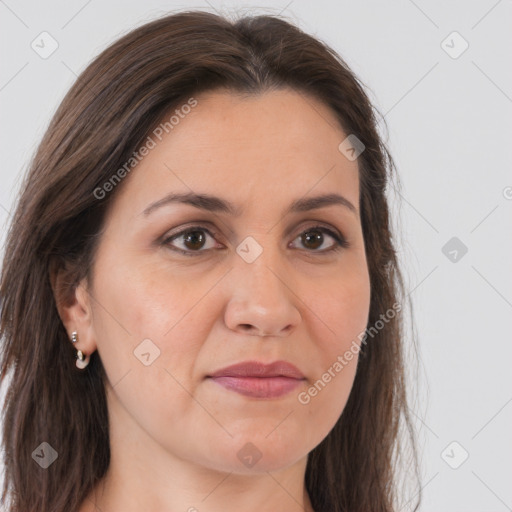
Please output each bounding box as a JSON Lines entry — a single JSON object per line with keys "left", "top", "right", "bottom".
{"left": 207, "top": 361, "right": 305, "bottom": 399}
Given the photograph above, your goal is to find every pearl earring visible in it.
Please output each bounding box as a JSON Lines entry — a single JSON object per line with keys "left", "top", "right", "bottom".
{"left": 70, "top": 330, "right": 90, "bottom": 369}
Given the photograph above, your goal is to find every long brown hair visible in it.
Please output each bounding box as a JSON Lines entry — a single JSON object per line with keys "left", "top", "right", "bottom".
{"left": 0, "top": 10, "right": 420, "bottom": 512}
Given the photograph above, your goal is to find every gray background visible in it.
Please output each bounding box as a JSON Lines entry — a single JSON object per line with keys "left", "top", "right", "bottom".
{"left": 1, "top": 1, "right": 511, "bottom": 510}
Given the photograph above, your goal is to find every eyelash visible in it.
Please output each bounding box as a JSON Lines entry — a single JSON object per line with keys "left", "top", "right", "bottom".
{"left": 161, "top": 224, "right": 350, "bottom": 257}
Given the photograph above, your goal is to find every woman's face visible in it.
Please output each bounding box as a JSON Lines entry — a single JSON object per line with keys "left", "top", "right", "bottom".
{"left": 76, "top": 88, "right": 371, "bottom": 474}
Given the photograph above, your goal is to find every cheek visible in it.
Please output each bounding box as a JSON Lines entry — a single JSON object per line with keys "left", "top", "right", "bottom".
{"left": 91, "top": 257, "right": 213, "bottom": 440}
{"left": 308, "top": 260, "right": 371, "bottom": 354}
{"left": 297, "top": 357, "right": 358, "bottom": 444}
{"left": 91, "top": 254, "right": 226, "bottom": 432}
{"left": 93, "top": 254, "right": 206, "bottom": 344}
{"left": 296, "top": 264, "right": 370, "bottom": 424}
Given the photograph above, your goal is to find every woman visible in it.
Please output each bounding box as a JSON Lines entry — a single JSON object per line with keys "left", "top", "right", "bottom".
{"left": 0, "top": 10, "right": 420, "bottom": 512}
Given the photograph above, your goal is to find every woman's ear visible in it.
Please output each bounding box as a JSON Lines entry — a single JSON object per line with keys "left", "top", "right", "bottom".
{"left": 49, "top": 257, "right": 97, "bottom": 356}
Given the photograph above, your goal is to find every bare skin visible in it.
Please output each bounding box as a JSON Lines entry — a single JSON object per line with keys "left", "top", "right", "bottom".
{"left": 54, "top": 88, "right": 371, "bottom": 512}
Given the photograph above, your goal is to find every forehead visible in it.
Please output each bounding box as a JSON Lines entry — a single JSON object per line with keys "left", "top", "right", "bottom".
{"left": 109, "top": 88, "right": 360, "bottom": 221}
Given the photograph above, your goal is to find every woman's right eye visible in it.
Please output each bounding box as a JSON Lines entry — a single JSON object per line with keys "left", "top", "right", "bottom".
{"left": 162, "top": 226, "right": 220, "bottom": 256}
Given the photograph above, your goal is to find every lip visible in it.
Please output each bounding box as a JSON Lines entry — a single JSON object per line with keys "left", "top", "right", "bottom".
{"left": 207, "top": 360, "right": 306, "bottom": 399}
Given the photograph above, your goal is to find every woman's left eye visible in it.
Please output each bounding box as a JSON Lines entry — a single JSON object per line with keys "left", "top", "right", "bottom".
{"left": 290, "top": 226, "right": 349, "bottom": 253}
{"left": 162, "top": 225, "right": 349, "bottom": 256}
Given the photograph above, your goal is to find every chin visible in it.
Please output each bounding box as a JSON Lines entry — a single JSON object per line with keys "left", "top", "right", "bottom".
{"left": 207, "top": 437, "right": 308, "bottom": 475}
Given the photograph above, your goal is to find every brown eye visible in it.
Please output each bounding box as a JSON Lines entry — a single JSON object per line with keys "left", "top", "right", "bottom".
{"left": 163, "top": 227, "right": 219, "bottom": 255}
{"left": 181, "top": 230, "right": 207, "bottom": 250}
{"left": 301, "top": 230, "right": 324, "bottom": 250}
{"left": 291, "top": 226, "right": 349, "bottom": 253}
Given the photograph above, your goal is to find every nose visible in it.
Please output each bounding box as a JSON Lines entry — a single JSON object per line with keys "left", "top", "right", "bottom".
{"left": 224, "top": 241, "right": 302, "bottom": 338}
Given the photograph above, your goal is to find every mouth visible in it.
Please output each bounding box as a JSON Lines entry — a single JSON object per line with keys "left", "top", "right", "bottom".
{"left": 207, "top": 360, "right": 306, "bottom": 399}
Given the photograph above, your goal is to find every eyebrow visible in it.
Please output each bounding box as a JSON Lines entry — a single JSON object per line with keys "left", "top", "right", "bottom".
{"left": 141, "top": 191, "right": 358, "bottom": 217}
